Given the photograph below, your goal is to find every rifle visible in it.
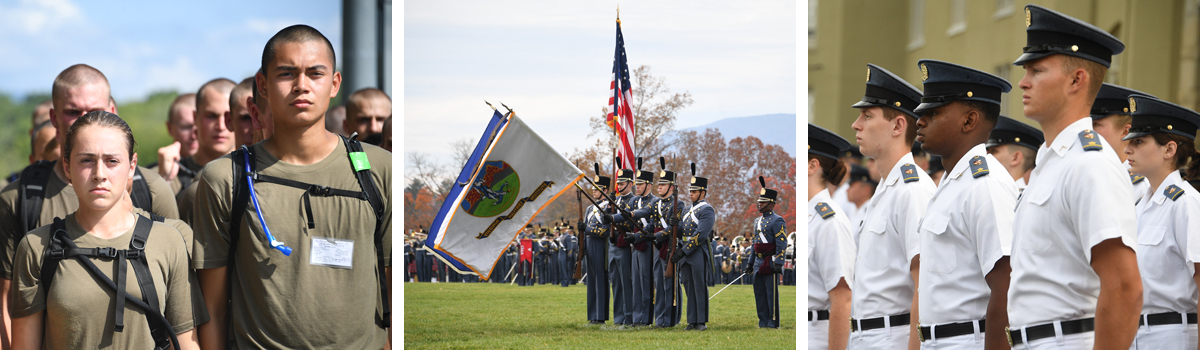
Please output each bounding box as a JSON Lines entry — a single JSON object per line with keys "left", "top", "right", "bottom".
{"left": 662, "top": 157, "right": 681, "bottom": 309}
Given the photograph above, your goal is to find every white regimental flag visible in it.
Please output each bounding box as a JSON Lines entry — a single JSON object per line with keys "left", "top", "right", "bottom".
{"left": 429, "top": 113, "right": 583, "bottom": 278}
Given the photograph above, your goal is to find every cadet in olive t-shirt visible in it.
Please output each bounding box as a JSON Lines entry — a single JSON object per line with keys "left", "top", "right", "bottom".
{"left": 11, "top": 213, "right": 195, "bottom": 349}
{"left": 192, "top": 140, "right": 391, "bottom": 349}
{"left": 0, "top": 165, "right": 179, "bottom": 280}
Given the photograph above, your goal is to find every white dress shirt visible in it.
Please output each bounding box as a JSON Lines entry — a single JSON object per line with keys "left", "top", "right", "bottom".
{"left": 851, "top": 152, "right": 936, "bottom": 319}
{"left": 1008, "top": 117, "right": 1137, "bottom": 328}
{"left": 808, "top": 190, "right": 857, "bottom": 311}
{"left": 917, "top": 144, "right": 1018, "bottom": 325}
{"left": 1135, "top": 170, "right": 1200, "bottom": 315}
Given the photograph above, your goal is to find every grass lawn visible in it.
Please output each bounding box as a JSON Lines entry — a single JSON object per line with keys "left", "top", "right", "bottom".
{"left": 403, "top": 281, "right": 796, "bottom": 349}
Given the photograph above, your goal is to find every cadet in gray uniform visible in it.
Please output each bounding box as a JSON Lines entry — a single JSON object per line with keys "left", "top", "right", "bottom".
{"left": 582, "top": 175, "right": 612, "bottom": 325}
{"left": 624, "top": 164, "right": 657, "bottom": 326}
{"left": 609, "top": 168, "right": 636, "bottom": 326}
{"left": 626, "top": 161, "right": 685, "bottom": 328}
{"left": 749, "top": 177, "right": 787, "bottom": 328}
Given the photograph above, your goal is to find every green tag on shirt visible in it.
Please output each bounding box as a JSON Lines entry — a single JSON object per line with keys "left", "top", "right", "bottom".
{"left": 349, "top": 152, "right": 371, "bottom": 171}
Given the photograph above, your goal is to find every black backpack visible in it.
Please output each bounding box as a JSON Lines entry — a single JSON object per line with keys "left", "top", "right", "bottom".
{"left": 228, "top": 134, "right": 389, "bottom": 328}
{"left": 18, "top": 161, "right": 154, "bottom": 232}
{"left": 39, "top": 215, "right": 180, "bottom": 350}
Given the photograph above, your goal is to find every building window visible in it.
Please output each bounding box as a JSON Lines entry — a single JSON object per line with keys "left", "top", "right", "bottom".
{"left": 809, "top": 0, "right": 818, "bottom": 49}
{"left": 908, "top": 0, "right": 926, "bottom": 51}
{"left": 994, "top": 65, "right": 1012, "bottom": 117}
{"left": 994, "top": 0, "right": 1014, "bottom": 20}
{"left": 947, "top": 0, "right": 967, "bottom": 37}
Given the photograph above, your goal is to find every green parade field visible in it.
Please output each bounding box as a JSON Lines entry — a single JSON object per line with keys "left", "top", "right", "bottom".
{"left": 402, "top": 281, "right": 796, "bottom": 349}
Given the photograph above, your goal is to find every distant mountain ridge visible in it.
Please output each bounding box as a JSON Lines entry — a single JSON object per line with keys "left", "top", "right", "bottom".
{"left": 677, "top": 113, "right": 796, "bottom": 155}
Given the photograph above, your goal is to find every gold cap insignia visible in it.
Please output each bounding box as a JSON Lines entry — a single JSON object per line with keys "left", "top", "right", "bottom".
{"left": 1015, "top": 137, "right": 1021, "bottom": 142}
{"left": 966, "top": 91, "right": 973, "bottom": 98}
{"left": 1168, "top": 125, "right": 1174, "bottom": 130}
{"left": 1071, "top": 45, "right": 1079, "bottom": 52}
{"left": 690, "top": 178, "right": 697, "bottom": 184}
{"left": 1025, "top": 8, "right": 1031, "bottom": 27}
{"left": 760, "top": 188, "right": 766, "bottom": 195}
{"left": 921, "top": 63, "right": 928, "bottom": 81}
{"left": 1130, "top": 98, "right": 1137, "bottom": 112}
{"left": 1123, "top": 107, "right": 1129, "bottom": 113}
{"left": 659, "top": 170, "right": 666, "bottom": 177}
{"left": 866, "top": 67, "right": 871, "bottom": 82}
{"left": 593, "top": 175, "right": 600, "bottom": 182}
{"left": 894, "top": 101, "right": 902, "bottom": 107}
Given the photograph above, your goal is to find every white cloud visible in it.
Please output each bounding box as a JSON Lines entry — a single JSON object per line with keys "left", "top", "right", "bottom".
{"left": 0, "top": 0, "right": 83, "bottom": 36}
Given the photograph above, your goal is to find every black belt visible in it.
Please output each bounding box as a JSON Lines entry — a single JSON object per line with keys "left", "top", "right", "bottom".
{"left": 808, "top": 310, "right": 829, "bottom": 321}
{"left": 1007, "top": 318, "right": 1094, "bottom": 346}
{"left": 919, "top": 319, "right": 984, "bottom": 342}
{"left": 851, "top": 313, "right": 910, "bottom": 332}
{"left": 1140, "top": 312, "right": 1198, "bottom": 326}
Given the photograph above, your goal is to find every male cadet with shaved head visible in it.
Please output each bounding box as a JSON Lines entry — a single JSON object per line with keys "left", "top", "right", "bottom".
{"left": 226, "top": 78, "right": 256, "bottom": 149}
{"left": 985, "top": 116, "right": 1043, "bottom": 193}
{"left": 172, "top": 79, "right": 236, "bottom": 226}
{"left": 911, "top": 60, "right": 1017, "bottom": 348}
{"left": 0, "top": 64, "right": 180, "bottom": 345}
{"left": 1091, "top": 83, "right": 1152, "bottom": 198}
{"left": 344, "top": 87, "right": 391, "bottom": 144}
{"left": 192, "top": 25, "right": 391, "bottom": 349}
{"left": 847, "top": 64, "right": 934, "bottom": 348}
{"left": 1006, "top": 5, "right": 1142, "bottom": 348}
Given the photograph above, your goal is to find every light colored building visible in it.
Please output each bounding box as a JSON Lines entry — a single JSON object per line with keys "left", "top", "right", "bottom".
{"left": 809, "top": 0, "right": 1200, "bottom": 143}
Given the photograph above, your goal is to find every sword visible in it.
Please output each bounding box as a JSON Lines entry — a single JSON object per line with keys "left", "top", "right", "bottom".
{"left": 710, "top": 272, "right": 747, "bottom": 300}
{"left": 504, "top": 258, "right": 518, "bottom": 283}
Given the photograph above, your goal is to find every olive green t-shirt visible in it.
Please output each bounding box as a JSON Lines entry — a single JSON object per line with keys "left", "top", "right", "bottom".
{"left": 192, "top": 140, "right": 391, "bottom": 349}
{"left": 132, "top": 207, "right": 210, "bottom": 327}
{"left": 0, "top": 165, "right": 180, "bottom": 279}
{"left": 11, "top": 213, "right": 195, "bottom": 350}
{"left": 176, "top": 180, "right": 199, "bottom": 226}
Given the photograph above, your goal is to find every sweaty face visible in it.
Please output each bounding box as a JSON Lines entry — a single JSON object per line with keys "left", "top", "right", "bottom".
{"left": 262, "top": 40, "right": 341, "bottom": 131}
{"left": 196, "top": 87, "right": 234, "bottom": 157}
{"left": 52, "top": 83, "right": 111, "bottom": 153}
{"left": 851, "top": 106, "right": 892, "bottom": 159}
{"left": 1124, "top": 135, "right": 1170, "bottom": 177}
{"left": 346, "top": 98, "right": 390, "bottom": 139}
{"left": 168, "top": 104, "right": 198, "bottom": 158}
{"left": 1018, "top": 55, "right": 1070, "bottom": 122}
{"left": 65, "top": 125, "right": 135, "bottom": 212}
{"left": 915, "top": 102, "right": 968, "bottom": 157}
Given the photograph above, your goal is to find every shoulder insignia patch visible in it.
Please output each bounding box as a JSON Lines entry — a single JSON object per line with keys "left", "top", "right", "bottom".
{"left": 1078, "top": 129, "right": 1103, "bottom": 151}
{"left": 1165, "top": 184, "right": 1185, "bottom": 201}
{"left": 968, "top": 156, "right": 989, "bottom": 178}
{"left": 1130, "top": 172, "right": 1145, "bottom": 185}
{"left": 816, "top": 202, "right": 835, "bottom": 219}
{"left": 901, "top": 164, "right": 920, "bottom": 183}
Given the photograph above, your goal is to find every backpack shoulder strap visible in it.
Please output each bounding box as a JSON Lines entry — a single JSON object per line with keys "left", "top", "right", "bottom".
{"left": 130, "top": 167, "right": 153, "bottom": 212}
{"left": 38, "top": 217, "right": 68, "bottom": 295}
{"left": 229, "top": 146, "right": 253, "bottom": 262}
{"left": 342, "top": 134, "right": 389, "bottom": 328}
{"left": 18, "top": 161, "right": 56, "bottom": 233}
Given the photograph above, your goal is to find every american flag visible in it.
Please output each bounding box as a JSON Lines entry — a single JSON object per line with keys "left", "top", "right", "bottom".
{"left": 607, "top": 17, "right": 635, "bottom": 170}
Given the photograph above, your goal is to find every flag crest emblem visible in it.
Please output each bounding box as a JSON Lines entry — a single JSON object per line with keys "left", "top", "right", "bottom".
{"left": 461, "top": 160, "right": 521, "bottom": 217}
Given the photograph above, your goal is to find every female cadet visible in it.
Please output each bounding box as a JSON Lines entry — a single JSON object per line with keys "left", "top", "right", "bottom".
{"left": 808, "top": 124, "right": 856, "bottom": 350}
{"left": 10, "top": 111, "right": 198, "bottom": 350}
{"left": 1123, "top": 95, "right": 1200, "bottom": 348}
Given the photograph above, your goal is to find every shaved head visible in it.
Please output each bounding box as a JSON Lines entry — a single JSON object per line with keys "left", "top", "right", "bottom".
{"left": 52, "top": 64, "right": 110, "bottom": 104}
{"left": 169, "top": 93, "right": 196, "bottom": 124}
{"left": 228, "top": 77, "right": 256, "bottom": 147}
{"left": 194, "top": 78, "right": 236, "bottom": 164}
{"left": 344, "top": 87, "right": 391, "bottom": 140}
{"left": 196, "top": 78, "right": 236, "bottom": 107}
{"left": 31, "top": 100, "right": 52, "bottom": 127}
{"left": 260, "top": 24, "right": 336, "bottom": 79}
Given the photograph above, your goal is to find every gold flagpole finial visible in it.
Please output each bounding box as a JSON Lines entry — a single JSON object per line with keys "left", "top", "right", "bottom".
{"left": 484, "top": 100, "right": 497, "bottom": 111}
{"left": 616, "top": 5, "right": 620, "bottom": 24}
{"left": 500, "top": 102, "right": 513, "bottom": 116}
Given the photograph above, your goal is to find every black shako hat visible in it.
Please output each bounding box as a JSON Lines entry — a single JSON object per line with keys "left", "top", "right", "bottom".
{"left": 1012, "top": 4, "right": 1125, "bottom": 68}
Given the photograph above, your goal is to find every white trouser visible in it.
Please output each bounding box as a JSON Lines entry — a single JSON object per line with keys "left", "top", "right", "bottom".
{"left": 1130, "top": 322, "right": 1198, "bottom": 350}
{"left": 1010, "top": 331, "right": 1093, "bottom": 350}
{"left": 848, "top": 324, "right": 909, "bottom": 350}
{"left": 809, "top": 319, "right": 829, "bottom": 350}
{"left": 919, "top": 320, "right": 985, "bottom": 349}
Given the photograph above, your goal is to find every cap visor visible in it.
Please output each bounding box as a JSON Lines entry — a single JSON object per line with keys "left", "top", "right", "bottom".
{"left": 1123, "top": 130, "right": 1152, "bottom": 141}
{"left": 913, "top": 101, "right": 948, "bottom": 116}
{"left": 1012, "top": 52, "right": 1052, "bottom": 66}
{"left": 1089, "top": 113, "right": 1112, "bottom": 120}
{"left": 851, "top": 100, "right": 881, "bottom": 109}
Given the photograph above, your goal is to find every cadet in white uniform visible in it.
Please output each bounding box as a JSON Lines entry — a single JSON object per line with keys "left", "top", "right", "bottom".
{"left": 1092, "top": 83, "right": 1153, "bottom": 200}
{"left": 848, "top": 63, "right": 935, "bottom": 348}
{"left": 1007, "top": 5, "right": 1143, "bottom": 348}
{"left": 911, "top": 60, "right": 1018, "bottom": 349}
{"left": 809, "top": 124, "right": 857, "bottom": 350}
{"left": 1122, "top": 95, "right": 1200, "bottom": 349}
{"left": 985, "top": 116, "right": 1043, "bottom": 194}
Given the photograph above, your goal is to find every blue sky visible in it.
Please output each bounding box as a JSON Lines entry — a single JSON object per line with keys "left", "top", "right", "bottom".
{"left": 404, "top": 1, "right": 797, "bottom": 164}
{"left": 0, "top": 0, "right": 341, "bottom": 102}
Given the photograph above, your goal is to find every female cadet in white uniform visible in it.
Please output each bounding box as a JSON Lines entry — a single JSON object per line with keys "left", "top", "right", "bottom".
{"left": 1122, "top": 94, "right": 1200, "bottom": 349}
{"left": 808, "top": 124, "right": 856, "bottom": 350}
